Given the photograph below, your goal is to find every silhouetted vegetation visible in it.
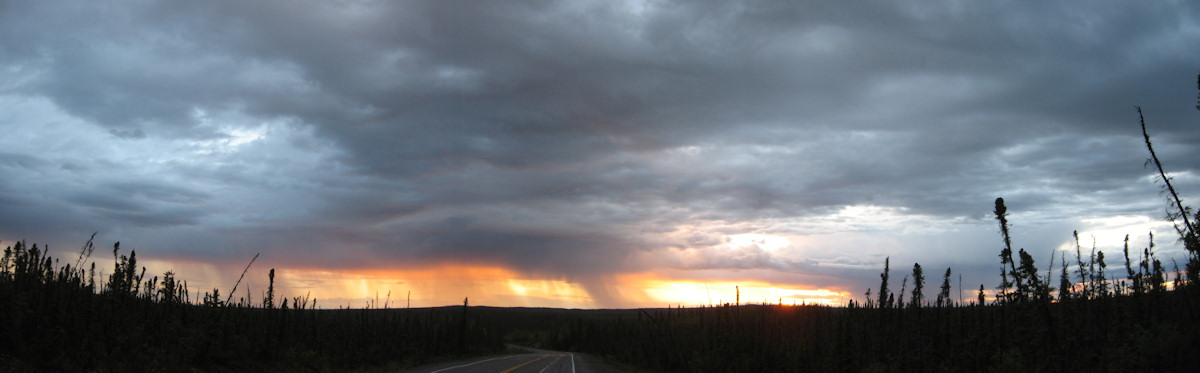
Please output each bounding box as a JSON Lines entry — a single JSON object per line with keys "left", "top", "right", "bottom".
{"left": 0, "top": 239, "right": 503, "bottom": 371}
{"left": 528, "top": 190, "right": 1199, "bottom": 371}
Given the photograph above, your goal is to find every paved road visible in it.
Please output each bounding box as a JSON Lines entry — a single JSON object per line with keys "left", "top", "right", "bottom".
{"left": 402, "top": 347, "right": 626, "bottom": 373}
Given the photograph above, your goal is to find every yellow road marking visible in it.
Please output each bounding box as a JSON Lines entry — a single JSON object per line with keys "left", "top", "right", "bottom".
{"left": 500, "top": 354, "right": 550, "bottom": 373}
{"left": 537, "top": 355, "right": 564, "bottom": 373}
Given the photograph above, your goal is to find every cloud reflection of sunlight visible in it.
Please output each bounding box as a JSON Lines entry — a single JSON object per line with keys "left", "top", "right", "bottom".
{"left": 273, "top": 264, "right": 596, "bottom": 309}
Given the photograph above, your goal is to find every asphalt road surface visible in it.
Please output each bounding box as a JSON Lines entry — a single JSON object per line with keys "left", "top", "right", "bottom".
{"left": 402, "top": 347, "right": 626, "bottom": 373}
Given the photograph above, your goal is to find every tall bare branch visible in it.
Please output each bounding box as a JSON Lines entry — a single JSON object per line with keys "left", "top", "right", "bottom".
{"left": 1138, "top": 107, "right": 1196, "bottom": 247}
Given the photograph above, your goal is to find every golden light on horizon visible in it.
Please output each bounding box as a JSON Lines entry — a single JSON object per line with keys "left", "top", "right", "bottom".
{"left": 261, "top": 266, "right": 852, "bottom": 309}
{"left": 107, "top": 256, "right": 850, "bottom": 309}
{"left": 268, "top": 264, "right": 598, "bottom": 309}
{"left": 505, "top": 278, "right": 592, "bottom": 305}
{"left": 631, "top": 277, "right": 848, "bottom": 307}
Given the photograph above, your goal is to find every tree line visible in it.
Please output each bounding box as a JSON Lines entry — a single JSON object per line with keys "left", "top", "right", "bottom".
{"left": 0, "top": 237, "right": 503, "bottom": 371}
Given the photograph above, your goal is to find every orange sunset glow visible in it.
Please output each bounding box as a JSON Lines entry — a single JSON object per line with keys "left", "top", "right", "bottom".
{"left": 131, "top": 257, "right": 850, "bottom": 309}
{"left": 262, "top": 265, "right": 850, "bottom": 309}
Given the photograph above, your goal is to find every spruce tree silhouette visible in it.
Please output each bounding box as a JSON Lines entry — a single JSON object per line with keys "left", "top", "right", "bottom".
{"left": 1017, "top": 249, "right": 1043, "bottom": 302}
{"left": 937, "top": 267, "right": 952, "bottom": 307}
{"left": 878, "top": 257, "right": 890, "bottom": 309}
{"left": 1123, "top": 234, "right": 1141, "bottom": 295}
{"left": 1095, "top": 251, "right": 1108, "bottom": 297}
{"left": 995, "top": 198, "right": 1019, "bottom": 304}
{"left": 910, "top": 263, "right": 924, "bottom": 309}
{"left": 1059, "top": 252, "right": 1073, "bottom": 301}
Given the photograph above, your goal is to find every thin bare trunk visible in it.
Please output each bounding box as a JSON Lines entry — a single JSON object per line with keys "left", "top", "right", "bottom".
{"left": 1138, "top": 107, "right": 1196, "bottom": 244}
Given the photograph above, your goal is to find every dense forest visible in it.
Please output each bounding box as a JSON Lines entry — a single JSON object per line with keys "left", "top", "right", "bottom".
{"left": 2, "top": 81, "right": 1198, "bottom": 371}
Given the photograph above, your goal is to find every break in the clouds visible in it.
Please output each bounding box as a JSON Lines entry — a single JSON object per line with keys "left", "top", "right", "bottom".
{"left": 2, "top": 0, "right": 1199, "bottom": 307}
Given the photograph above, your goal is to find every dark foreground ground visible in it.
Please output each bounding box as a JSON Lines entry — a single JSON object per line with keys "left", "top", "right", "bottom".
{"left": 401, "top": 346, "right": 629, "bottom": 373}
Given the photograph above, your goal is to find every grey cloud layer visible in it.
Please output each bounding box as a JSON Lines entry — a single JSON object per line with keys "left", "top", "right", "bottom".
{"left": 2, "top": 0, "right": 1198, "bottom": 302}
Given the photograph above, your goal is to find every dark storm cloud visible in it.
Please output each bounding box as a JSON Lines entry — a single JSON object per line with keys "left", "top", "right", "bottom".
{"left": 62, "top": 181, "right": 210, "bottom": 228}
{"left": 3, "top": 0, "right": 1200, "bottom": 302}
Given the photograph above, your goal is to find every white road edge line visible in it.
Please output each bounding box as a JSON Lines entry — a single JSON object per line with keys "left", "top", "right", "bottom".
{"left": 431, "top": 355, "right": 516, "bottom": 373}
{"left": 570, "top": 353, "right": 575, "bottom": 373}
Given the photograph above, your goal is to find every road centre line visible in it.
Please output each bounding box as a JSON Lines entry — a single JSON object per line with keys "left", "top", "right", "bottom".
{"left": 431, "top": 355, "right": 517, "bottom": 373}
{"left": 500, "top": 354, "right": 550, "bottom": 373}
{"left": 537, "top": 355, "right": 563, "bottom": 373}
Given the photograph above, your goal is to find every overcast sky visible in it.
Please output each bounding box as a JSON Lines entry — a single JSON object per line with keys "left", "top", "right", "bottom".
{"left": 2, "top": 0, "right": 1198, "bottom": 308}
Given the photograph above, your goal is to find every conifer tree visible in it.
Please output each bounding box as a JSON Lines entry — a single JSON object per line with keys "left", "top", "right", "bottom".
{"left": 1045, "top": 250, "right": 1056, "bottom": 296}
{"left": 203, "top": 288, "right": 222, "bottom": 307}
{"left": 1124, "top": 234, "right": 1141, "bottom": 295}
{"left": 158, "top": 270, "right": 180, "bottom": 304}
{"left": 995, "top": 198, "right": 1022, "bottom": 303}
{"left": 1059, "top": 252, "right": 1073, "bottom": 301}
{"left": 937, "top": 267, "right": 952, "bottom": 308}
{"left": 265, "top": 268, "right": 276, "bottom": 309}
{"left": 1017, "top": 249, "right": 1045, "bottom": 302}
{"left": 997, "top": 260, "right": 1012, "bottom": 304}
{"left": 1151, "top": 257, "right": 1166, "bottom": 293}
{"left": 878, "top": 257, "right": 891, "bottom": 309}
{"left": 910, "top": 263, "right": 924, "bottom": 309}
{"left": 1140, "top": 232, "right": 1154, "bottom": 293}
{"left": 1073, "top": 231, "right": 1091, "bottom": 299}
{"left": 1088, "top": 238, "right": 1098, "bottom": 298}
{"left": 1172, "top": 258, "right": 1183, "bottom": 290}
{"left": 1095, "top": 251, "right": 1108, "bottom": 297}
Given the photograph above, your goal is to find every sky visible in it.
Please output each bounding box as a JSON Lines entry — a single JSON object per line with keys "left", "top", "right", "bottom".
{"left": 1, "top": 0, "right": 1198, "bottom": 309}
